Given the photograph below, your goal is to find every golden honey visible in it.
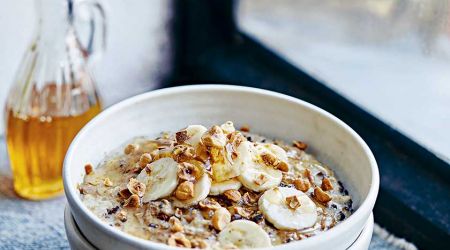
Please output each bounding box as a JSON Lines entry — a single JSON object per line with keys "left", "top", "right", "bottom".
{"left": 5, "top": 103, "right": 101, "bottom": 200}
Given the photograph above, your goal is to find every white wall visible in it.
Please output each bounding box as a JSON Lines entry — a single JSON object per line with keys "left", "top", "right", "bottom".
{"left": 0, "top": 0, "right": 172, "bottom": 132}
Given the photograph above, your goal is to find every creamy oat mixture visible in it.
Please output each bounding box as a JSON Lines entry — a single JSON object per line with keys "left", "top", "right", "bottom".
{"left": 79, "top": 122, "right": 353, "bottom": 249}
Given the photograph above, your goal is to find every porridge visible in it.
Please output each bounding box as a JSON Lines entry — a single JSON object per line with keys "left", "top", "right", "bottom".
{"left": 79, "top": 122, "right": 353, "bottom": 249}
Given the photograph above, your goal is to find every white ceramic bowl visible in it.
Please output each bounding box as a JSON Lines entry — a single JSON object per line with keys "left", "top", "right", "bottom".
{"left": 63, "top": 85, "right": 379, "bottom": 250}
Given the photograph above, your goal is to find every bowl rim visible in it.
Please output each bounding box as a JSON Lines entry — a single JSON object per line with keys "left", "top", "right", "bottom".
{"left": 63, "top": 84, "right": 379, "bottom": 249}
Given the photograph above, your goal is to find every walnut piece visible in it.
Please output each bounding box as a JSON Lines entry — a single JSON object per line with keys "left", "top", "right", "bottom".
{"left": 294, "top": 178, "right": 310, "bottom": 192}
{"left": 84, "top": 164, "right": 93, "bottom": 175}
{"left": 293, "top": 140, "right": 308, "bottom": 150}
{"left": 168, "top": 232, "right": 191, "bottom": 248}
{"left": 175, "top": 181, "right": 194, "bottom": 200}
{"left": 138, "top": 153, "right": 152, "bottom": 168}
{"left": 286, "top": 195, "right": 302, "bottom": 210}
{"left": 223, "top": 189, "right": 241, "bottom": 202}
{"left": 321, "top": 177, "right": 333, "bottom": 191}
{"left": 212, "top": 207, "right": 231, "bottom": 231}
{"left": 127, "top": 178, "right": 146, "bottom": 197}
{"left": 169, "top": 216, "right": 184, "bottom": 232}
{"left": 314, "top": 187, "right": 332, "bottom": 204}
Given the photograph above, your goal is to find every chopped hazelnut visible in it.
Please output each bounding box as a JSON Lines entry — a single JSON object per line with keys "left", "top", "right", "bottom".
{"left": 303, "top": 169, "right": 314, "bottom": 183}
{"left": 103, "top": 177, "right": 113, "bottom": 187}
{"left": 260, "top": 152, "right": 279, "bottom": 167}
{"left": 321, "top": 177, "right": 333, "bottom": 191}
{"left": 173, "top": 144, "right": 195, "bottom": 162}
{"left": 168, "top": 232, "right": 191, "bottom": 248}
{"left": 293, "top": 140, "right": 308, "bottom": 150}
{"left": 232, "top": 206, "right": 253, "bottom": 219}
{"left": 191, "top": 238, "right": 208, "bottom": 249}
{"left": 124, "top": 194, "right": 140, "bottom": 208}
{"left": 242, "top": 192, "right": 259, "bottom": 205}
{"left": 212, "top": 207, "right": 231, "bottom": 231}
{"left": 138, "top": 153, "right": 152, "bottom": 168}
{"left": 254, "top": 174, "right": 268, "bottom": 185}
{"left": 240, "top": 125, "right": 250, "bottom": 132}
{"left": 124, "top": 144, "right": 137, "bottom": 154}
{"left": 116, "top": 210, "right": 127, "bottom": 222}
{"left": 177, "top": 162, "right": 203, "bottom": 182}
{"left": 118, "top": 188, "right": 132, "bottom": 200}
{"left": 314, "top": 187, "right": 332, "bottom": 204}
{"left": 175, "top": 130, "right": 189, "bottom": 144}
{"left": 84, "top": 164, "right": 93, "bottom": 175}
{"left": 201, "top": 125, "right": 226, "bottom": 148}
{"left": 223, "top": 189, "right": 241, "bottom": 202}
{"left": 294, "top": 178, "right": 310, "bottom": 192}
{"left": 169, "top": 216, "right": 184, "bottom": 232}
{"left": 276, "top": 161, "right": 289, "bottom": 172}
{"left": 175, "top": 181, "right": 194, "bottom": 200}
{"left": 199, "top": 198, "right": 221, "bottom": 210}
{"left": 286, "top": 195, "right": 302, "bottom": 210}
{"left": 127, "top": 178, "right": 146, "bottom": 197}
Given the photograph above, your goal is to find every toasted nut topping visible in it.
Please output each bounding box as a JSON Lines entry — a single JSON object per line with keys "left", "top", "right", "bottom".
{"left": 242, "top": 192, "right": 259, "bottom": 205}
{"left": 84, "top": 164, "right": 93, "bottom": 175}
{"left": 201, "top": 125, "right": 226, "bottom": 148}
{"left": 220, "top": 121, "right": 235, "bottom": 134}
{"left": 118, "top": 188, "right": 132, "bottom": 199}
{"left": 177, "top": 162, "right": 203, "bottom": 182}
{"left": 223, "top": 189, "right": 241, "bottom": 202}
{"left": 124, "top": 144, "right": 137, "bottom": 154}
{"left": 240, "top": 124, "right": 250, "bottom": 132}
{"left": 191, "top": 238, "right": 208, "bottom": 249}
{"left": 169, "top": 216, "right": 184, "bottom": 232}
{"left": 116, "top": 210, "right": 127, "bottom": 222}
{"left": 286, "top": 195, "right": 302, "bottom": 210}
{"left": 293, "top": 140, "right": 308, "bottom": 150}
{"left": 103, "top": 177, "right": 113, "bottom": 187}
{"left": 173, "top": 144, "right": 195, "bottom": 162}
{"left": 321, "top": 178, "right": 333, "bottom": 191}
{"left": 260, "top": 152, "right": 279, "bottom": 167}
{"left": 304, "top": 169, "right": 314, "bottom": 183}
{"left": 127, "top": 178, "right": 146, "bottom": 197}
{"left": 195, "top": 142, "right": 209, "bottom": 162}
{"left": 175, "top": 181, "right": 194, "bottom": 200}
{"left": 276, "top": 161, "right": 289, "bottom": 172}
{"left": 124, "top": 194, "right": 140, "bottom": 208}
{"left": 228, "top": 131, "right": 246, "bottom": 148}
{"left": 314, "top": 187, "right": 332, "bottom": 204}
{"left": 168, "top": 232, "right": 191, "bottom": 248}
{"left": 233, "top": 206, "right": 253, "bottom": 219}
{"left": 212, "top": 208, "right": 231, "bottom": 231}
{"left": 294, "top": 178, "right": 311, "bottom": 192}
{"left": 138, "top": 153, "right": 152, "bottom": 168}
{"left": 254, "top": 174, "right": 268, "bottom": 185}
{"left": 175, "top": 130, "right": 189, "bottom": 144}
{"left": 199, "top": 198, "right": 222, "bottom": 210}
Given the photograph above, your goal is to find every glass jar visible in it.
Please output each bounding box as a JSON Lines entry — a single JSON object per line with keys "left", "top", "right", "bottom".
{"left": 4, "top": 0, "right": 105, "bottom": 200}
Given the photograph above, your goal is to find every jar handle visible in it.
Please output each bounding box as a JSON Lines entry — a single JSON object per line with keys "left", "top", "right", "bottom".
{"left": 72, "top": 0, "right": 107, "bottom": 60}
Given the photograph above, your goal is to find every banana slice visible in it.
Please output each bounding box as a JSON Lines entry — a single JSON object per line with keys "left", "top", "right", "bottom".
{"left": 136, "top": 157, "right": 179, "bottom": 202}
{"left": 255, "top": 143, "right": 289, "bottom": 163}
{"left": 259, "top": 187, "right": 318, "bottom": 230}
{"left": 210, "top": 178, "right": 242, "bottom": 195}
{"left": 218, "top": 220, "right": 272, "bottom": 249}
{"left": 173, "top": 173, "right": 212, "bottom": 207}
{"left": 237, "top": 141, "right": 282, "bottom": 192}
{"left": 184, "top": 125, "right": 207, "bottom": 147}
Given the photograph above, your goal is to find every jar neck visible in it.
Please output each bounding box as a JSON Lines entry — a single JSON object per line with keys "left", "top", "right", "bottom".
{"left": 35, "top": 0, "right": 73, "bottom": 42}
